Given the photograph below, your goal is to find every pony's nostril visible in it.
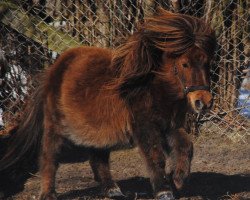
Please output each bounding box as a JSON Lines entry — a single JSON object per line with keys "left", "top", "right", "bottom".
{"left": 195, "top": 100, "right": 204, "bottom": 110}
{"left": 207, "top": 99, "right": 213, "bottom": 109}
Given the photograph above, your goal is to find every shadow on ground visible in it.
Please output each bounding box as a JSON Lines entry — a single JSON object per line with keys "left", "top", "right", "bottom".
{"left": 58, "top": 172, "right": 250, "bottom": 199}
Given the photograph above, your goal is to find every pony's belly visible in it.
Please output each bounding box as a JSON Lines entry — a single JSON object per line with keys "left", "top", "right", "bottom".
{"left": 59, "top": 122, "right": 129, "bottom": 148}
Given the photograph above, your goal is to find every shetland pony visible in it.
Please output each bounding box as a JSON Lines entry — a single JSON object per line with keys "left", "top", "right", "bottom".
{"left": 0, "top": 10, "right": 216, "bottom": 200}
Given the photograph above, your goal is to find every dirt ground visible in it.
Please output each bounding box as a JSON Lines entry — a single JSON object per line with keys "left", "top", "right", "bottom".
{"left": 5, "top": 132, "right": 250, "bottom": 200}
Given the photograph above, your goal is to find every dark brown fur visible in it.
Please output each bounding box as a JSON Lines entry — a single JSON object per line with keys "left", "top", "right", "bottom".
{"left": 0, "top": 10, "right": 216, "bottom": 200}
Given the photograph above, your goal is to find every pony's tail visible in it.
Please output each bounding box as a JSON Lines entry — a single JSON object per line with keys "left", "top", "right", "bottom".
{"left": 0, "top": 83, "right": 45, "bottom": 171}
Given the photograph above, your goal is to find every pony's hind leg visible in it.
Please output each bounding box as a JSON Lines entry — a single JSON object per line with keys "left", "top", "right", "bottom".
{"left": 39, "top": 114, "right": 63, "bottom": 200}
{"left": 168, "top": 128, "right": 193, "bottom": 191}
{"left": 89, "top": 149, "right": 124, "bottom": 198}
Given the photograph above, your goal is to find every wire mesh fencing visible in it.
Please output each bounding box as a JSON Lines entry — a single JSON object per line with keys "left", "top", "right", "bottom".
{"left": 0, "top": 0, "right": 249, "bottom": 142}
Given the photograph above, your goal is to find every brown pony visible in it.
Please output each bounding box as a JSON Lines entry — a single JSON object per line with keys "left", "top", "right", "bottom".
{"left": 0, "top": 10, "right": 216, "bottom": 200}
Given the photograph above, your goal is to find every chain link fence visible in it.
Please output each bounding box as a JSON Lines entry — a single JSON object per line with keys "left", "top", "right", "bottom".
{"left": 0, "top": 0, "right": 249, "bottom": 142}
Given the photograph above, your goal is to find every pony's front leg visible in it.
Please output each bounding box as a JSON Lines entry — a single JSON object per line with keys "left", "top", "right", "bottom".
{"left": 39, "top": 114, "right": 63, "bottom": 200}
{"left": 168, "top": 128, "right": 193, "bottom": 190}
{"left": 89, "top": 148, "right": 124, "bottom": 198}
{"left": 134, "top": 128, "right": 175, "bottom": 200}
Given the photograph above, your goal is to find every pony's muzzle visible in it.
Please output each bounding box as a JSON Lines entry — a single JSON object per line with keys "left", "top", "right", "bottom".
{"left": 195, "top": 98, "right": 213, "bottom": 110}
{"left": 187, "top": 90, "right": 213, "bottom": 113}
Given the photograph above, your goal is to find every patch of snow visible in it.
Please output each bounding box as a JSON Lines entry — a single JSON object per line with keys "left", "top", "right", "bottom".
{"left": 0, "top": 108, "right": 3, "bottom": 126}
{"left": 52, "top": 51, "right": 58, "bottom": 59}
{"left": 49, "top": 20, "right": 66, "bottom": 28}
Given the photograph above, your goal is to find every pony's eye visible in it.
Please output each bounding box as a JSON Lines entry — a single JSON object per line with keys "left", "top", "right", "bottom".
{"left": 182, "top": 63, "right": 189, "bottom": 68}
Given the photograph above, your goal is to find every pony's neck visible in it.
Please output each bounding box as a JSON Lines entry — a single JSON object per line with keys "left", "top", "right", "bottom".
{"left": 110, "top": 32, "right": 162, "bottom": 102}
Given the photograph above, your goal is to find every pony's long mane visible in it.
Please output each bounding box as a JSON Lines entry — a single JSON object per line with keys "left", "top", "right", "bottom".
{"left": 110, "top": 10, "right": 216, "bottom": 101}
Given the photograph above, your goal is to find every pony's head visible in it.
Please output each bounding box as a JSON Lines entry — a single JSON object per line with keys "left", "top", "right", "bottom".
{"left": 160, "top": 46, "right": 213, "bottom": 113}
{"left": 112, "top": 9, "right": 216, "bottom": 113}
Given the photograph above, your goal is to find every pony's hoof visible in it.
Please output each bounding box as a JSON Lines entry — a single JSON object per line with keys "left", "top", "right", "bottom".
{"left": 173, "top": 176, "right": 184, "bottom": 190}
{"left": 172, "top": 169, "right": 189, "bottom": 190}
{"left": 39, "top": 192, "right": 57, "bottom": 200}
{"left": 105, "top": 184, "right": 125, "bottom": 198}
{"left": 156, "top": 191, "right": 175, "bottom": 200}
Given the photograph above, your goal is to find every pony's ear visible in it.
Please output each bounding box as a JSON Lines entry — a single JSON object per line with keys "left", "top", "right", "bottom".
{"left": 116, "top": 33, "right": 161, "bottom": 101}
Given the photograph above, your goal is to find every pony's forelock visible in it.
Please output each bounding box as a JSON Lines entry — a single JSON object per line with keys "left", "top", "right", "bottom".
{"left": 141, "top": 10, "right": 216, "bottom": 56}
